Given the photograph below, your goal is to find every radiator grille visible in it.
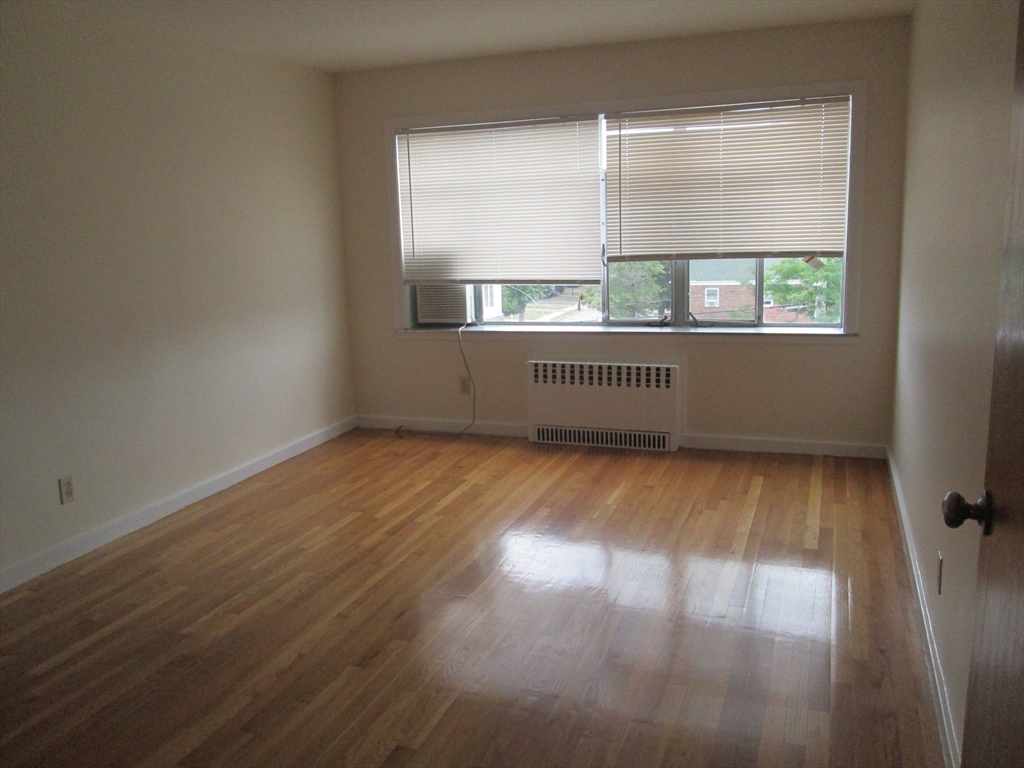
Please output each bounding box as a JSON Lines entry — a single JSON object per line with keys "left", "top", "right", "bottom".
{"left": 533, "top": 425, "right": 670, "bottom": 451}
{"left": 531, "top": 361, "right": 672, "bottom": 389}
{"left": 527, "top": 360, "right": 680, "bottom": 452}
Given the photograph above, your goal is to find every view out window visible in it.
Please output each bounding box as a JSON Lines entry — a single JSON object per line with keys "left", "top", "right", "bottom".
{"left": 396, "top": 95, "right": 852, "bottom": 328}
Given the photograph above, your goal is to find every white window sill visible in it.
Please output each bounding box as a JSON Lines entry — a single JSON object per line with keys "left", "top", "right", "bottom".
{"left": 397, "top": 324, "right": 855, "bottom": 341}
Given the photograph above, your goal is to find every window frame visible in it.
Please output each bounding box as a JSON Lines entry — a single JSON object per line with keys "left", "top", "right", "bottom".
{"left": 386, "top": 82, "right": 865, "bottom": 335}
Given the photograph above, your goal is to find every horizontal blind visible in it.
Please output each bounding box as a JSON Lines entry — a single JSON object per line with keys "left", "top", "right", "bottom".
{"left": 606, "top": 97, "right": 851, "bottom": 261}
{"left": 397, "top": 118, "right": 602, "bottom": 284}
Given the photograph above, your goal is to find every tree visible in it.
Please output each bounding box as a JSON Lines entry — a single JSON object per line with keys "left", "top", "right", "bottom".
{"left": 502, "top": 285, "right": 551, "bottom": 321}
{"left": 763, "top": 258, "right": 842, "bottom": 323}
{"left": 576, "top": 263, "right": 670, "bottom": 318}
{"left": 607, "top": 261, "right": 670, "bottom": 318}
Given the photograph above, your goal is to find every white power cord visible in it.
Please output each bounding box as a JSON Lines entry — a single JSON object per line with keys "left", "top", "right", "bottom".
{"left": 395, "top": 324, "right": 476, "bottom": 438}
{"left": 456, "top": 323, "right": 476, "bottom": 435}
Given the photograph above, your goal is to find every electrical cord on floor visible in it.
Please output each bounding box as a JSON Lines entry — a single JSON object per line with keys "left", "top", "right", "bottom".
{"left": 395, "top": 323, "right": 476, "bottom": 438}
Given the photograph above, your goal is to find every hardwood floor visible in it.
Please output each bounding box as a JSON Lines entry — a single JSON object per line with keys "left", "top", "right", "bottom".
{"left": 0, "top": 429, "right": 943, "bottom": 767}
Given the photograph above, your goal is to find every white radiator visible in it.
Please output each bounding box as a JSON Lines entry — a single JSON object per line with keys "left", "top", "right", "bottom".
{"left": 526, "top": 361, "right": 680, "bottom": 451}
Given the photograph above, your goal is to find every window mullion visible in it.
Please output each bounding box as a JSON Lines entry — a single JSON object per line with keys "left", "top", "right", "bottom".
{"left": 677, "top": 260, "right": 690, "bottom": 326}
{"left": 601, "top": 251, "right": 610, "bottom": 322}
{"left": 755, "top": 258, "right": 765, "bottom": 325}
{"left": 600, "top": 114, "right": 610, "bottom": 322}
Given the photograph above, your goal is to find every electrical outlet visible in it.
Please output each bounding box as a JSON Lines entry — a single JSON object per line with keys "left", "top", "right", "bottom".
{"left": 937, "top": 551, "right": 943, "bottom": 595}
{"left": 459, "top": 376, "right": 472, "bottom": 395}
{"left": 58, "top": 475, "right": 75, "bottom": 505}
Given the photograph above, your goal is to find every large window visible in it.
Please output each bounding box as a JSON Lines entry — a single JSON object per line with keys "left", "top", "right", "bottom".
{"left": 395, "top": 95, "right": 852, "bottom": 329}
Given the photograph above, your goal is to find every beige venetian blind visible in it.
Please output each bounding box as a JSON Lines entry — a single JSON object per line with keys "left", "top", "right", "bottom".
{"left": 397, "top": 118, "right": 602, "bottom": 284}
{"left": 606, "top": 97, "right": 851, "bottom": 261}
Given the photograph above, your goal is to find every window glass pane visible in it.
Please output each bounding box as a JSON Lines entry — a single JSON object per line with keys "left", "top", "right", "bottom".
{"left": 689, "top": 259, "right": 756, "bottom": 323}
{"left": 763, "top": 257, "right": 843, "bottom": 324}
{"left": 482, "top": 285, "right": 600, "bottom": 323}
{"left": 608, "top": 261, "right": 672, "bottom": 321}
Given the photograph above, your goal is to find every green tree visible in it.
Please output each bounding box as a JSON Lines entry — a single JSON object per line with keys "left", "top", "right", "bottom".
{"left": 580, "top": 284, "right": 601, "bottom": 310}
{"left": 607, "top": 261, "right": 670, "bottom": 319}
{"left": 763, "top": 257, "right": 842, "bottom": 323}
{"left": 502, "top": 285, "right": 551, "bottom": 320}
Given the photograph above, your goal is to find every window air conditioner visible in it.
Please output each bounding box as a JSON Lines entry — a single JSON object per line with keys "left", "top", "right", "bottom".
{"left": 416, "top": 285, "right": 475, "bottom": 325}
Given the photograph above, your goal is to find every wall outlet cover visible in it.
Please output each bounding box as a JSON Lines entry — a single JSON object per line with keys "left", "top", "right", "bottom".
{"left": 59, "top": 476, "right": 75, "bottom": 505}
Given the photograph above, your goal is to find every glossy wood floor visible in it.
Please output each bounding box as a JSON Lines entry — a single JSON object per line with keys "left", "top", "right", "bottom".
{"left": 0, "top": 430, "right": 944, "bottom": 768}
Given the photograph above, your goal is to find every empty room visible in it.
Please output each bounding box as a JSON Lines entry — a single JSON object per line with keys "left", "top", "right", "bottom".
{"left": 1, "top": 1, "right": 1020, "bottom": 767}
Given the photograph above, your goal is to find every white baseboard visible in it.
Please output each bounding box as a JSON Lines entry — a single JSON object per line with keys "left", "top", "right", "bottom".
{"left": 887, "top": 449, "right": 960, "bottom": 768}
{"left": 356, "top": 417, "right": 884, "bottom": 459}
{"left": 0, "top": 418, "right": 358, "bottom": 593}
{"left": 681, "top": 432, "right": 887, "bottom": 458}
{"left": 357, "top": 415, "right": 528, "bottom": 438}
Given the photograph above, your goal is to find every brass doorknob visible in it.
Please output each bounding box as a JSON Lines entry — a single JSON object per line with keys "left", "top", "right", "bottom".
{"left": 942, "top": 490, "right": 993, "bottom": 535}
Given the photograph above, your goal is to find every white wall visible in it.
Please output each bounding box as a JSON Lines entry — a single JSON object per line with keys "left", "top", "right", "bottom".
{"left": 890, "top": 2, "right": 1018, "bottom": 764}
{"left": 337, "top": 18, "right": 910, "bottom": 453}
{"left": 0, "top": 2, "right": 354, "bottom": 581}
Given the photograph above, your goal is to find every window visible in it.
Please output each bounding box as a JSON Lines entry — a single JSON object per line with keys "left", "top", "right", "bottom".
{"left": 395, "top": 94, "right": 853, "bottom": 330}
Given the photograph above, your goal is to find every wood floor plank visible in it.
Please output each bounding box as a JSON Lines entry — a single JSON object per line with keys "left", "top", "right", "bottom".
{"left": 0, "top": 430, "right": 944, "bottom": 767}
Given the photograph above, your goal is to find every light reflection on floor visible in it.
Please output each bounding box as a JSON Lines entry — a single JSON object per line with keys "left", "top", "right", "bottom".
{"left": 499, "top": 531, "right": 672, "bottom": 612}
{"left": 424, "top": 532, "right": 835, "bottom": 712}
{"left": 498, "top": 532, "right": 833, "bottom": 642}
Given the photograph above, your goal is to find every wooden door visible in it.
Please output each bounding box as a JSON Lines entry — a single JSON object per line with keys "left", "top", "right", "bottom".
{"left": 960, "top": 4, "right": 1024, "bottom": 766}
